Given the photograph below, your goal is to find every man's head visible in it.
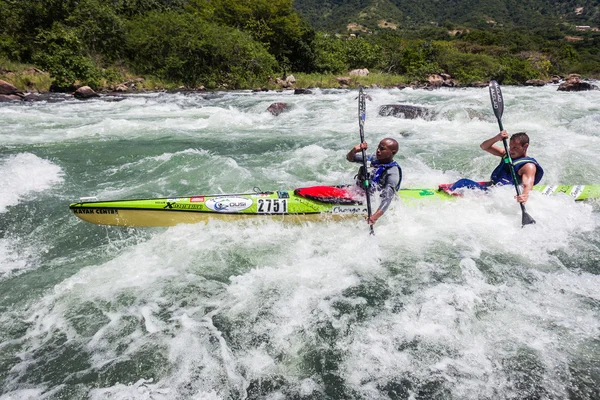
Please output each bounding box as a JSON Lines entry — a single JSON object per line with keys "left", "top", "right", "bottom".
{"left": 509, "top": 132, "right": 529, "bottom": 159}
{"left": 376, "top": 138, "right": 399, "bottom": 162}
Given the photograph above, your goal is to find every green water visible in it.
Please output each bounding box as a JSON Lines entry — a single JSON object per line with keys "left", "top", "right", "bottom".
{"left": 1, "top": 87, "right": 599, "bottom": 399}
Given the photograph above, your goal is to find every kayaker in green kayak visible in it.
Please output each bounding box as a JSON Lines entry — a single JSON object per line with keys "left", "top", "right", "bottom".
{"left": 449, "top": 130, "right": 544, "bottom": 204}
{"left": 346, "top": 138, "right": 402, "bottom": 225}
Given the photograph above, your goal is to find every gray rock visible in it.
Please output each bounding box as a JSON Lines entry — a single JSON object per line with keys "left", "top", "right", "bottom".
{"left": 0, "top": 79, "right": 19, "bottom": 95}
{"left": 558, "top": 79, "right": 598, "bottom": 91}
{"left": 0, "top": 94, "right": 22, "bottom": 102}
{"left": 379, "top": 104, "right": 432, "bottom": 120}
{"left": 294, "top": 88, "right": 312, "bottom": 95}
{"left": 74, "top": 86, "right": 100, "bottom": 99}
{"left": 267, "top": 102, "right": 288, "bottom": 116}
{"left": 22, "top": 93, "right": 43, "bottom": 102}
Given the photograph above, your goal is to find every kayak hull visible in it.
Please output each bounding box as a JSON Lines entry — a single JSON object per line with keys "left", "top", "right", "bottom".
{"left": 69, "top": 185, "right": 600, "bottom": 227}
{"left": 69, "top": 188, "right": 450, "bottom": 227}
{"left": 71, "top": 208, "right": 332, "bottom": 227}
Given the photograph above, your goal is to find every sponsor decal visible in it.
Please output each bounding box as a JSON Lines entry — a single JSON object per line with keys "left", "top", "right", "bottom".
{"left": 331, "top": 206, "right": 367, "bottom": 214}
{"left": 166, "top": 198, "right": 182, "bottom": 202}
{"left": 190, "top": 196, "right": 205, "bottom": 202}
{"left": 164, "top": 203, "right": 204, "bottom": 210}
{"left": 490, "top": 84, "right": 503, "bottom": 111}
{"left": 73, "top": 208, "right": 118, "bottom": 215}
{"left": 295, "top": 199, "right": 321, "bottom": 211}
{"left": 205, "top": 197, "right": 253, "bottom": 212}
{"left": 95, "top": 209, "right": 119, "bottom": 214}
{"left": 570, "top": 185, "right": 584, "bottom": 199}
{"left": 541, "top": 185, "right": 557, "bottom": 196}
{"left": 419, "top": 190, "right": 435, "bottom": 196}
{"left": 73, "top": 208, "right": 95, "bottom": 214}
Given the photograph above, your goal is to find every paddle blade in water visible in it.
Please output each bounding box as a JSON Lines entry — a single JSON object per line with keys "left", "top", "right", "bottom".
{"left": 522, "top": 211, "right": 536, "bottom": 226}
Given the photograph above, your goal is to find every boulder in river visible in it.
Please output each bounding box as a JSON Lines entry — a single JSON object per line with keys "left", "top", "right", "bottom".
{"left": 22, "top": 93, "right": 43, "bottom": 102}
{"left": 294, "top": 88, "right": 312, "bottom": 95}
{"left": 74, "top": 86, "right": 100, "bottom": 99}
{"left": 379, "top": 104, "right": 432, "bottom": 120}
{"left": 267, "top": 102, "right": 288, "bottom": 116}
{"left": 557, "top": 76, "right": 598, "bottom": 91}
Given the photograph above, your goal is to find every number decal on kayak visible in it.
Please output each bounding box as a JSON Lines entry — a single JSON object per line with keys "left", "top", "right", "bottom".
{"left": 257, "top": 199, "right": 288, "bottom": 213}
{"left": 541, "top": 185, "right": 557, "bottom": 195}
{"left": 570, "top": 185, "right": 584, "bottom": 199}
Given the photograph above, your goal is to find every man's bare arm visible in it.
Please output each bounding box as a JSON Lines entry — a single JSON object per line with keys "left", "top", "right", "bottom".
{"left": 480, "top": 130, "right": 508, "bottom": 157}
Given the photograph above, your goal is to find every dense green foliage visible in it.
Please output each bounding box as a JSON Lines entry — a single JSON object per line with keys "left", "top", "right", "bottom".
{"left": 126, "top": 12, "right": 277, "bottom": 88}
{"left": 293, "top": 0, "right": 600, "bottom": 32}
{"left": 186, "top": 0, "right": 315, "bottom": 72}
{"left": 309, "top": 27, "right": 600, "bottom": 83}
{"left": 0, "top": 0, "right": 287, "bottom": 88}
{"left": 0, "top": 0, "right": 598, "bottom": 90}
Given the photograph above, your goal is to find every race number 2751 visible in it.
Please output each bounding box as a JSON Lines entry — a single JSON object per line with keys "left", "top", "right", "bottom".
{"left": 257, "top": 199, "right": 287, "bottom": 213}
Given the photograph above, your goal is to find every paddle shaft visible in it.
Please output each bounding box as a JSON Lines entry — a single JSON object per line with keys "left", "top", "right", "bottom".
{"left": 358, "top": 88, "right": 374, "bottom": 234}
{"left": 496, "top": 119, "right": 527, "bottom": 207}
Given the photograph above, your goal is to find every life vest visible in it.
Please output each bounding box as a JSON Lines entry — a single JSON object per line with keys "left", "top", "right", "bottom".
{"left": 356, "top": 157, "right": 402, "bottom": 191}
{"left": 490, "top": 156, "right": 544, "bottom": 185}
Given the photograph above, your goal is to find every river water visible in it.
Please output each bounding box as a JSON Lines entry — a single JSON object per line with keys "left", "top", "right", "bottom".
{"left": 1, "top": 86, "right": 599, "bottom": 399}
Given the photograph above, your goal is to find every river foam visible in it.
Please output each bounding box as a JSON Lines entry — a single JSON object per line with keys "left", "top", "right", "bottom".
{"left": 1, "top": 87, "right": 599, "bottom": 399}
{"left": 0, "top": 153, "right": 63, "bottom": 213}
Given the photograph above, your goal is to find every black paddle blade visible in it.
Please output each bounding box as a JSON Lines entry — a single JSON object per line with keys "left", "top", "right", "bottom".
{"left": 488, "top": 80, "right": 504, "bottom": 121}
{"left": 358, "top": 87, "right": 366, "bottom": 128}
{"left": 521, "top": 211, "right": 536, "bottom": 227}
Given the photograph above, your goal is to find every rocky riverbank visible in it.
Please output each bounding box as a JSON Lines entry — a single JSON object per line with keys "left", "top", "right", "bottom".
{"left": 1, "top": 71, "right": 598, "bottom": 104}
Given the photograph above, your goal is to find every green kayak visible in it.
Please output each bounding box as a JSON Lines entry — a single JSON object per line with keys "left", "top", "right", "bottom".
{"left": 69, "top": 184, "right": 600, "bottom": 227}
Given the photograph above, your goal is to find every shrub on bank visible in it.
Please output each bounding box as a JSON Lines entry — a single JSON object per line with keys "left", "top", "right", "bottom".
{"left": 32, "top": 24, "right": 102, "bottom": 90}
{"left": 126, "top": 12, "right": 278, "bottom": 89}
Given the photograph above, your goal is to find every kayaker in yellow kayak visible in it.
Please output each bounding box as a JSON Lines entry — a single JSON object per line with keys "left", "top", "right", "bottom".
{"left": 346, "top": 138, "right": 402, "bottom": 225}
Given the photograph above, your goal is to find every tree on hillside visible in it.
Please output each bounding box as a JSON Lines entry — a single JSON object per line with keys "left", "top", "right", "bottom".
{"left": 186, "top": 0, "right": 316, "bottom": 72}
{"left": 126, "top": 12, "right": 278, "bottom": 88}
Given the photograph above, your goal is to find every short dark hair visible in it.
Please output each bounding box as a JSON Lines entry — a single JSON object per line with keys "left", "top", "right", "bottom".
{"left": 510, "top": 132, "right": 529, "bottom": 146}
{"left": 381, "top": 138, "right": 399, "bottom": 154}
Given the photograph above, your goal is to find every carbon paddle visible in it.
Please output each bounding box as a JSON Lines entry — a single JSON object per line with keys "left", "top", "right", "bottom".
{"left": 488, "top": 80, "right": 536, "bottom": 226}
{"left": 358, "top": 86, "right": 374, "bottom": 235}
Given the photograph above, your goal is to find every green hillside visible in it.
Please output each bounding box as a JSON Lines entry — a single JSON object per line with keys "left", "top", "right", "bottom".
{"left": 293, "top": 0, "right": 600, "bottom": 31}
{"left": 0, "top": 0, "right": 599, "bottom": 92}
